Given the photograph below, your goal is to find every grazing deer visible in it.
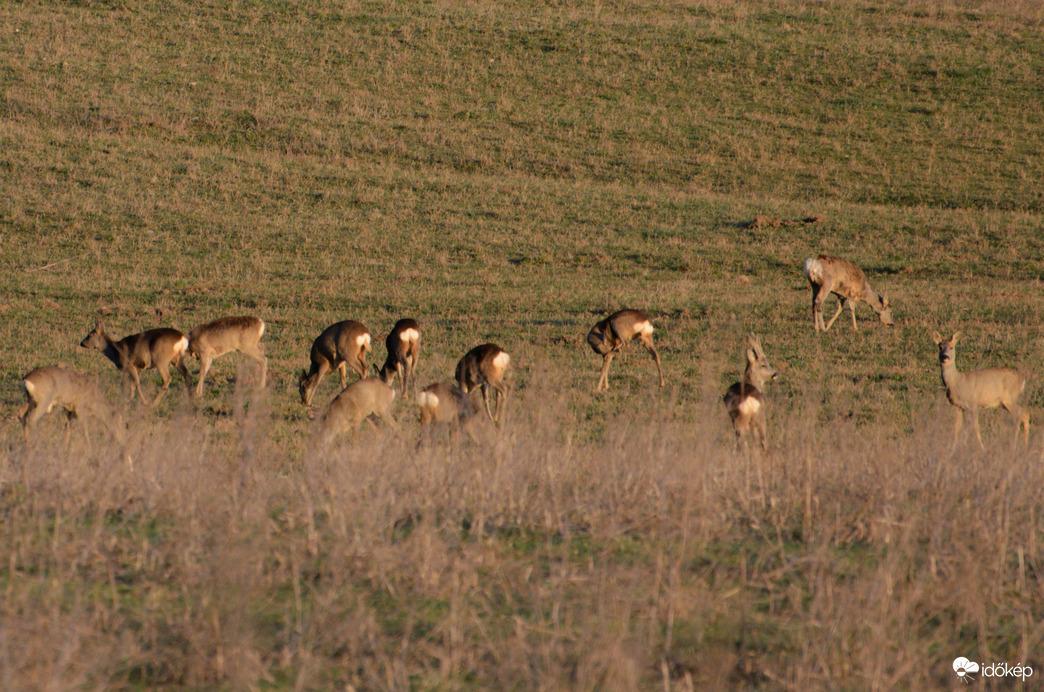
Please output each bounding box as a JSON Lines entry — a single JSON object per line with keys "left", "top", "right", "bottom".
{"left": 455, "top": 343, "right": 510, "bottom": 423}
{"left": 804, "top": 255, "right": 894, "bottom": 332}
{"left": 18, "top": 366, "right": 125, "bottom": 444}
{"left": 299, "top": 320, "right": 372, "bottom": 406}
{"left": 187, "top": 316, "right": 267, "bottom": 397}
{"left": 375, "top": 319, "right": 420, "bottom": 398}
{"left": 932, "top": 331, "right": 1029, "bottom": 449}
{"left": 723, "top": 333, "right": 779, "bottom": 450}
{"left": 318, "top": 378, "right": 397, "bottom": 444}
{"left": 587, "top": 309, "right": 665, "bottom": 391}
{"left": 417, "top": 382, "right": 483, "bottom": 443}
{"left": 80, "top": 321, "right": 191, "bottom": 406}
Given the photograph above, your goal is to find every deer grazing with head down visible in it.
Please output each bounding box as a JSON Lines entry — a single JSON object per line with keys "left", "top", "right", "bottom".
{"left": 804, "top": 255, "right": 894, "bottom": 332}
{"left": 80, "top": 321, "right": 191, "bottom": 406}
{"left": 932, "top": 331, "right": 1029, "bottom": 449}
{"left": 18, "top": 366, "right": 125, "bottom": 444}
{"left": 587, "top": 309, "right": 665, "bottom": 391}
{"left": 299, "top": 320, "right": 372, "bottom": 406}
{"left": 455, "top": 343, "right": 510, "bottom": 423}
{"left": 317, "top": 378, "right": 397, "bottom": 445}
{"left": 187, "top": 316, "right": 267, "bottom": 397}
{"left": 723, "top": 333, "right": 779, "bottom": 451}
{"left": 375, "top": 319, "right": 420, "bottom": 398}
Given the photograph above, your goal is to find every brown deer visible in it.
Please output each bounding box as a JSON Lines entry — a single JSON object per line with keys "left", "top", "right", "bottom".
{"left": 723, "top": 333, "right": 779, "bottom": 450}
{"left": 80, "top": 321, "right": 191, "bottom": 406}
{"left": 299, "top": 320, "right": 372, "bottom": 406}
{"left": 318, "top": 378, "right": 397, "bottom": 444}
{"left": 804, "top": 255, "right": 894, "bottom": 332}
{"left": 587, "top": 309, "right": 665, "bottom": 391}
{"left": 187, "top": 316, "right": 267, "bottom": 397}
{"left": 375, "top": 318, "right": 420, "bottom": 397}
{"left": 455, "top": 343, "right": 510, "bottom": 423}
{"left": 932, "top": 331, "right": 1029, "bottom": 448}
{"left": 18, "top": 366, "right": 125, "bottom": 444}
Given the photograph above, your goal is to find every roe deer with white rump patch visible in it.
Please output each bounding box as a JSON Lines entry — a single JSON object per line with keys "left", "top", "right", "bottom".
{"left": 299, "top": 320, "right": 372, "bottom": 406}
{"left": 723, "top": 333, "right": 779, "bottom": 450}
{"left": 187, "top": 316, "right": 267, "bottom": 397}
{"left": 80, "top": 321, "right": 191, "bottom": 406}
{"left": 932, "top": 331, "right": 1029, "bottom": 448}
{"left": 455, "top": 343, "right": 510, "bottom": 423}
{"left": 18, "top": 366, "right": 125, "bottom": 444}
{"left": 587, "top": 309, "right": 665, "bottom": 391}
{"left": 804, "top": 255, "right": 894, "bottom": 332}
{"left": 376, "top": 318, "right": 420, "bottom": 398}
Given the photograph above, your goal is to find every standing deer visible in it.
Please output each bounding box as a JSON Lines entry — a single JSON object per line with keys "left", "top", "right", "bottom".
{"left": 18, "top": 366, "right": 125, "bottom": 444}
{"left": 932, "top": 331, "right": 1029, "bottom": 448}
{"left": 587, "top": 309, "right": 665, "bottom": 391}
{"left": 723, "top": 333, "right": 779, "bottom": 450}
{"left": 804, "top": 255, "right": 894, "bottom": 332}
{"left": 375, "top": 319, "right": 420, "bottom": 398}
{"left": 318, "top": 378, "right": 397, "bottom": 444}
{"left": 455, "top": 343, "right": 510, "bottom": 423}
{"left": 187, "top": 316, "right": 267, "bottom": 397}
{"left": 299, "top": 320, "right": 372, "bottom": 406}
{"left": 80, "top": 321, "right": 191, "bottom": 406}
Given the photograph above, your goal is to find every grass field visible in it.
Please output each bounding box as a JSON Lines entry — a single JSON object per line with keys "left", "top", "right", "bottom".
{"left": 2, "top": 0, "right": 1043, "bottom": 689}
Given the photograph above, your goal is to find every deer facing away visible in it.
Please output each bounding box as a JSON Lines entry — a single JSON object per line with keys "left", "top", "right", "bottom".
{"left": 376, "top": 319, "right": 420, "bottom": 398}
{"left": 300, "top": 320, "right": 372, "bottom": 406}
{"left": 932, "top": 331, "right": 1029, "bottom": 448}
{"left": 723, "top": 333, "right": 779, "bottom": 450}
{"left": 455, "top": 343, "right": 510, "bottom": 423}
{"left": 318, "top": 378, "right": 397, "bottom": 445}
{"left": 80, "top": 321, "right": 191, "bottom": 406}
{"left": 804, "top": 255, "right": 894, "bottom": 332}
{"left": 587, "top": 309, "right": 665, "bottom": 391}
{"left": 18, "top": 366, "right": 125, "bottom": 444}
{"left": 187, "top": 316, "right": 267, "bottom": 397}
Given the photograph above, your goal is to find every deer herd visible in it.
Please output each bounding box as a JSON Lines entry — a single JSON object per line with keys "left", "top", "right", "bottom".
{"left": 16, "top": 254, "right": 1032, "bottom": 452}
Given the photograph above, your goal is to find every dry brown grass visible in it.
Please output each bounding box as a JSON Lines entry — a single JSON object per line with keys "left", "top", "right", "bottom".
{"left": 2, "top": 368, "right": 1041, "bottom": 689}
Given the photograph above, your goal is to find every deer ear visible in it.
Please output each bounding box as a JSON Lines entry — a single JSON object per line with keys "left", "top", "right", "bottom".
{"left": 931, "top": 331, "right": 942, "bottom": 344}
{"left": 952, "top": 331, "right": 961, "bottom": 343}
{"left": 881, "top": 295, "right": 889, "bottom": 308}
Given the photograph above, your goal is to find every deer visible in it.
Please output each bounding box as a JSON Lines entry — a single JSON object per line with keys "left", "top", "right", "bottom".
{"left": 317, "top": 378, "right": 397, "bottom": 445}
{"left": 79, "top": 321, "right": 191, "bottom": 406}
{"left": 375, "top": 318, "right": 420, "bottom": 398}
{"left": 723, "top": 333, "right": 780, "bottom": 451}
{"left": 18, "top": 366, "right": 125, "bottom": 444}
{"left": 299, "top": 320, "right": 372, "bottom": 406}
{"left": 804, "top": 255, "right": 894, "bottom": 332}
{"left": 417, "top": 382, "right": 484, "bottom": 443}
{"left": 587, "top": 309, "right": 665, "bottom": 391}
{"left": 455, "top": 343, "right": 510, "bottom": 423}
{"left": 187, "top": 316, "right": 267, "bottom": 397}
{"left": 932, "top": 331, "right": 1029, "bottom": 449}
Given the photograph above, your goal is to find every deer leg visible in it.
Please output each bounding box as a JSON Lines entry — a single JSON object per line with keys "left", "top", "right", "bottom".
{"left": 491, "top": 380, "right": 509, "bottom": 423}
{"left": 349, "top": 356, "right": 366, "bottom": 381}
{"left": 249, "top": 348, "right": 268, "bottom": 389}
{"left": 174, "top": 357, "right": 193, "bottom": 395}
{"left": 480, "top": 383, "right": 495, "bottom": 422}
{"left": 754, "top": 415, "right": 769, "bottom": 451}
{"left": 598, "top": 352, "right": 616, "bottom": 391}
{"left": 151, "top": 364, "right": 173, "bottom": 407}
{"left": 195, "top": 352, "right": 214, "bottom": 397}
{"left": 971, "top": 410, "right": 985, "bottom": 450}
{"left": 824, "top": 299, "right": 845, "bottom": 331}
{"left": 641, "top": 335, "right": 665, "bottom": 388}
{"left": 811, "top": 288, "right": 824, "bottom": 331}
{"left": 849, "top": 300, "right": 859, "bottom": 331}
{"left": 18, "top": 400, "right": 36, "bottom": 442}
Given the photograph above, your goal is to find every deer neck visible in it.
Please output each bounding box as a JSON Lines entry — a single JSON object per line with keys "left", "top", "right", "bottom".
{"left": 939, "top": 357, "right": 963, "bottom": 392}
{"left": 100, "top": 334, "right": 128, "bottom": 369}
{"left": 743, "top": 365, "right": 765, "bottom": 392}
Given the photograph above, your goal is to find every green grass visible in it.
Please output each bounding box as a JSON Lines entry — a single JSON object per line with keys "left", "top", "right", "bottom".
{"left": 2, "top": 0, "right": 1043, "bottom": 688}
